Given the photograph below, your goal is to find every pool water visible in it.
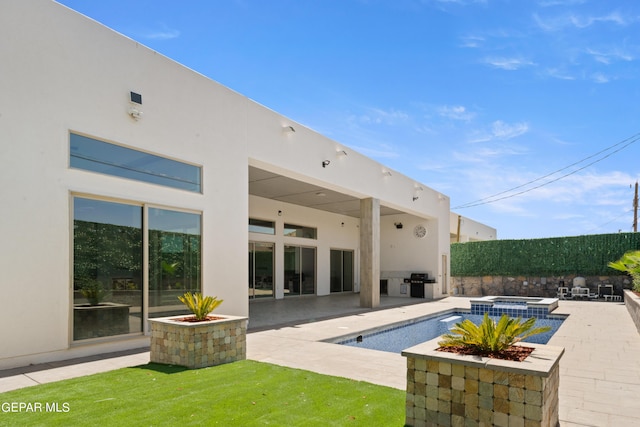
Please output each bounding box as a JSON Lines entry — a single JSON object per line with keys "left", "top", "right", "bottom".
{"left": 337, "top": 311, "right": 565, "bottom": 354}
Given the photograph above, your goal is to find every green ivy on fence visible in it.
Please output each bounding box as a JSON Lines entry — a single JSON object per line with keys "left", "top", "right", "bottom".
{"left": 451, "top": 233, "right": 640, "bottom": 277}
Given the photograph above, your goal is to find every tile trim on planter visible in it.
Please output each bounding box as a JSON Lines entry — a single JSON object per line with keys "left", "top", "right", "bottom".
{"left": 150, "top": 315, "right": 247, "bottom": 369}
{"left": 402, "top": 337, "right": 564, "bottom": 427}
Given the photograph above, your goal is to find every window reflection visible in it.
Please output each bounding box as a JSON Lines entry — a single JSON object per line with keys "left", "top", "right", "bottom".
{"left": 72, "top": 197, "right": 202, "bottom": 341}
{"left": 248, "top": 242, "right": 274, "bottom": 299}
{"left": 284, "top": 245, "right": 315, "bottom": 296}
{"left": 73, "top": 198, "right": 143, "bottom": 340}
{"left": 148, "top": 208, "right": 202, "bottom": 318}
{"left": 70, "top": 133, "right": 201, "bottom": 192}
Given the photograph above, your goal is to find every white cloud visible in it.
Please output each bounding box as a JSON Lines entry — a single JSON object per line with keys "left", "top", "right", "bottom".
{"left": 355, "top": 107, "right": 409, "bottom": 126}
{"left": 544, "top": 68, "right": 576, "bottom": 80}
{"left": 491, "top": 120, "right": 529, "bottom": 140}
{"left": 569, "top": 11, "right": 628, "bottom": 28}
{"left": 585, "top": 47, "right": 634, "bottom": 64}
{"left": 431, "top": 0, "right": 487, "bottom": 4}
{"left": 438, "top": 105, "right": 476, "bottom": 121}
{"left": 459, "top": 35, "right": 485, "bottom": 48}
{"left": 140, "top": 24, "right": 181, "bottom": 40}
{"left": 590, "top": 72, "right": 610, "bottom": 83}
{"left": 485, "top": 170, "right": 631, "bottom": 206}
{"left": 535, "top": 11, "right": 631, "bottom": 32}
{"left": 483, "top": 57, "right": 535, "bottom": 70}
{"left": 537, "top": 0, "right": 586, "bottom": 6}
{"left": 468, "top": 120, "right": 529, "bottom": 143}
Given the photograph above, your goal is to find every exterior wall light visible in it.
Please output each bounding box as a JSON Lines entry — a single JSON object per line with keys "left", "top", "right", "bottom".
{"left": 128, "top": 106, "right": 143, "bottom": 120}
{"left": 128, "top": 91, "right": 143, "bottom": 120}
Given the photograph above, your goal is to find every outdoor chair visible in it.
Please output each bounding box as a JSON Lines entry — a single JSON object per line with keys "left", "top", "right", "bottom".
{"left": 598, "top": 285, "right": 619, "bottom": 301}
{"left": 557, "top": 287, "right": 571, "bottom": 300}
{"left": 571, "top": 287, "right": 589, "bottom": 300}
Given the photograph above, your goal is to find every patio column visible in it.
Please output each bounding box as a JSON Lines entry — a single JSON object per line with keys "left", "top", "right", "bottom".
{"left": 359, "top": 197, "right": 380, "bottom": 308}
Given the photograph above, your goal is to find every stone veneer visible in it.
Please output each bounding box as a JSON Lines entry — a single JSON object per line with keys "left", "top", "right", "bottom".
{"left": 452, "top": 275, "right": 631, "bottom": 298}
{"left": 150, "top": 315, "right": 247, "bottom": 369}
{"left": 402, "top": 338, "right": 563, "bottom": 427}
{"left": 624, "top": 290, "right": 640, "bottom": 334}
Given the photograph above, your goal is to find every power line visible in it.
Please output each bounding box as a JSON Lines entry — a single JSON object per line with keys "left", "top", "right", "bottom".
{"left": 585, "top": 208, "right": 634, "bottom": 233}
{"left": 453, "top": 132, "right": 640, "bottom": 209}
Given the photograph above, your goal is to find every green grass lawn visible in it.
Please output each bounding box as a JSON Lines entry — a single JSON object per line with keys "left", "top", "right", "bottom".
{"left": 0, "top": 360, "right": 405, "bottom": 426}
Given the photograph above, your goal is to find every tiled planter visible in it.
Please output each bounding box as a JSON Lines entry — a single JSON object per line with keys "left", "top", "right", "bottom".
{"left": 624, "top": 290, "right": 640, "bottom": 334}
{"left": 150, "top": 315, "right": 247, "bottom": 369}
{"left": 402, "top": 338, "right": 564, "bottom": 427}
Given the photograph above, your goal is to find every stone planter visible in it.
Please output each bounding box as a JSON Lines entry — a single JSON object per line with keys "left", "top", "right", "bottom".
{"left": 73, "top": 302, "right": 131, "bottom": 340}
{"left": 150, "top": 315, "right": 247, "bottom": 369}
{"left": 624, "top": 289, "right": 640, "bottom": 334}
{"left": 402, "top": 338, "right": 564, "bottom": 427}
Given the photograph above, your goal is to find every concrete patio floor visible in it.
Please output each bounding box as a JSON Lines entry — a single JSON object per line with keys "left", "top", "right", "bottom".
{"left": 1, "top": 294, "right": 639, "bottom": 426}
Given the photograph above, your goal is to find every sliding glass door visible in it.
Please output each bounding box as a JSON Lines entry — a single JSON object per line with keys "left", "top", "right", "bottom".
{"left": 248, "top": 242, "right": 274, "bottom": 299}
{"left": 330, "top": 249, "right": 354, "bottom": 293}
{"left": 73, "top": 198, "right": 143, "bottom": 340}
{"left": 148, "top": 208, "right": 202, "bottom": 318}
{"left": 72, "top": 196, "right": 201, "bottom": 341}
{"left": 284, "top": 245, "right": 316, "bottom": 296}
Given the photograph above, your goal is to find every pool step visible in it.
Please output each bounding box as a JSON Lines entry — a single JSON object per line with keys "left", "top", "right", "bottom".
{"left": 440, "top": 316, "right": 462, "bottom": 330}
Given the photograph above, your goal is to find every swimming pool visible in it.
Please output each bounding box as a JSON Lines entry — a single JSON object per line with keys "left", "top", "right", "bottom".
{"left": 336, "top": 311, "right": 566, "bottom": 354}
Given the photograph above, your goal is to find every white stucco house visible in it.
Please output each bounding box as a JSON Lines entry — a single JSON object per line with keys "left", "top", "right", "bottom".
{"left": 450, "top": 212, "right": 497, "bottom": 243}
{"left": 0, "top": 1, "right": 493, "bottom": 369}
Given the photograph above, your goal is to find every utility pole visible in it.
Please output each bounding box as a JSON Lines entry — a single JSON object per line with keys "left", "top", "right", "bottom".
{"left": 634, "top": 181, "right": 638, "bottom": 232}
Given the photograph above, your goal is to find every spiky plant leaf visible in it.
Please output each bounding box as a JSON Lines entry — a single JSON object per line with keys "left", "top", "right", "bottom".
{"left": 608, "top": 250, "right": 640, "bottom": 291}
{"left": 438, "top": 313, "right": 551, "bottom": 353}
{"left": 178, "top": 292, "right": 223, "bottom": 320}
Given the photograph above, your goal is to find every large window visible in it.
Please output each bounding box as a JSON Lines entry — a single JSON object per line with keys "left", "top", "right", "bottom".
{"left": 284, "top": 245, "right": 316, "bottom": 296}
{"left": 148, "top": 208, "right": 202, "bottom": 318}
{"left": 72, "top": 196, "right": 201, "bottom": 341}
{"left": 330, "top": 249, "right": 354, "bottom": 293}
{"left": 249, "top": 218, "right": 275, "bottom": 235}
{"left": 70, "top": 133, "right": 202, "bottom": 192}
{"left": 284, "top": 223, "right": 317, "bottom": 239}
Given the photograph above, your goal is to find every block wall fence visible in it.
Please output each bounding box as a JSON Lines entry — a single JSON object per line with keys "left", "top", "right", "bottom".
{"left": 451, "top": 275, "right": 631, "bottom": 298}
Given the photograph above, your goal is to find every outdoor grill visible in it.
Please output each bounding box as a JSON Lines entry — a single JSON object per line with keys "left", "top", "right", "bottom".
{"left": 409, "top": 273, "right": 436, "bottom": 298}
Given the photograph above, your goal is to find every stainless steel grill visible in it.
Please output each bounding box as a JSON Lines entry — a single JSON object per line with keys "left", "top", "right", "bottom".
{"left": 409, "top": 273, "right": 435, "bottom": 298}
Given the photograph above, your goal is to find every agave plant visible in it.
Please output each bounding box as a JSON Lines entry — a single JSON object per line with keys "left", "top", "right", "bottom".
{"left": 438, "top": 313, "right": 551, "bottom": 354}
{"left": 80, "top": 280, "right": 107, "bottom": 306}
{"left": 608, "top": 250, "right": 640, "bottom": 292}
{"left": 178, "top": 292, "right": 223, "bottom": 321}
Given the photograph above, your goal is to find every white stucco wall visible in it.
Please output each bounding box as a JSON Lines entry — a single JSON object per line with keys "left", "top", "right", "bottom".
{"left": 0, "top": 0, "right": 454, "bottom": 368}
{"left": 0, "top": 0, "right": 250, "bottom": 366}
{"left": 450, "top": 212, "right": 497, "bottom": 243}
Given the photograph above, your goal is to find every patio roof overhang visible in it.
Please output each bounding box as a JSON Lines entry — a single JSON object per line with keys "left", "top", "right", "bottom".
{"left": 249, "top": 165, "right": 405, "bottom": 218}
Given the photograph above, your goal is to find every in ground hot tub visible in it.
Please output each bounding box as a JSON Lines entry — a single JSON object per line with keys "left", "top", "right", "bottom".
{"left": 469, "top": 296, "right": 559, "bottom": 318}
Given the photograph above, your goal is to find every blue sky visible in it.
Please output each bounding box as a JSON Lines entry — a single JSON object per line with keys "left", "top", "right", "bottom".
{"left": 57, "top": 0, "right": 640, "bottom": 239}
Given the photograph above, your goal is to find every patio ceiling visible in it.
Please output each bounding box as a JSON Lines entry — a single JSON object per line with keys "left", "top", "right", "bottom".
{"left": 249, "top": 166, "right": 404, "bottom": 218}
